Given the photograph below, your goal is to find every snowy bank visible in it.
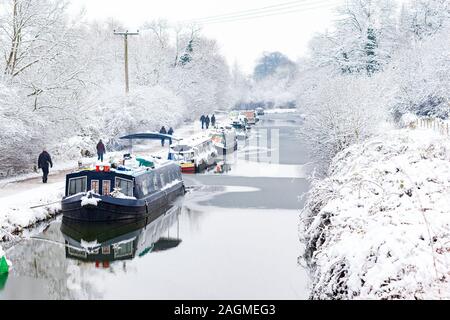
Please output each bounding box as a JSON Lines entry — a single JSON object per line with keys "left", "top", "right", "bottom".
{"left": 0, "top": 182, "right": 64, "bottom": 239}
{"left": 301, "top": 128, "right": 450, "bottom": 300}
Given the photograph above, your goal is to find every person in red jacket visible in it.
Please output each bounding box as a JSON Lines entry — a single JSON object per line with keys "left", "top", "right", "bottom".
{"left": 96, "top": 139, "right": 106, "bottom": 162}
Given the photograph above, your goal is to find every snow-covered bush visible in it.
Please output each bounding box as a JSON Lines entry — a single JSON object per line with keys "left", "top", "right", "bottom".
{"left": 301, "top": 128, "right": 450, "bottom": 299}
{"left": 398, "top": 113, "right": 418, "bottom": 129}
{"left": 298, "top": 75, "right": 389, "bottom": 174}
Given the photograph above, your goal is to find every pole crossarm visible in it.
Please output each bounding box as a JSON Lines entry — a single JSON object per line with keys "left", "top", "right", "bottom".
{"left": 114, "top": 31, "right": 140, "bottom": 36}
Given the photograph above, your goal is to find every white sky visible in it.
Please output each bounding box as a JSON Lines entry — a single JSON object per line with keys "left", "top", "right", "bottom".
{"left": 68, "top": 0, "right": 345, "bottom": 74}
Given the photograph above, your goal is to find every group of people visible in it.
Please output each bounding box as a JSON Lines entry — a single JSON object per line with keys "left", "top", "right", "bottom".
{"left": 200, "top": 114, "right": 216, "bottom": 130}
{"left": 159, "top": 126, "right": 175, "bottom": 147}
{"left": 37, "top": 140, "right": 107, "bottom": 184}
{"left": 37, "top": 129, "right": 176, "bottom": 184}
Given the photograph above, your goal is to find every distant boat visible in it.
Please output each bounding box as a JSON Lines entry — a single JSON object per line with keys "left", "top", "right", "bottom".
{"left": 61, "top": 204, "right": 182, "bottom": 264}
{"left": 61, "top": 133, "right": 185, "bottom": 222}
{"left": 256, "top": 107, "right": 265, "bottom": 116}
{"left": 210, "top": 126, "right": 238, "bottom": 155}
{"left": 169, "top": 134, "right": 218, "bottom": 174}
{"left": 241, "top": 110, "right": 258, "bottom": 125}
{"left": 230, "top": 116, "right": 249, "bottom": 140}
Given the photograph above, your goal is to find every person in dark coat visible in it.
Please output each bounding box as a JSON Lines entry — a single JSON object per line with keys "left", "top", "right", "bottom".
{"left": 168, "top": 127, "right": 174, "bottom": 145}
{"left": 211, "top": 114, "right": 216, "bottom": 128}
{"left": 200, "top": 115, "right": 206, "bottom": 129}
{"left": 38, "top": 149, "right": 53, "bottom": 184}
{"left": 96, "top": 139, "right": 106, "bottom": 162}
{"left": 160, "top": 126, "right": 167, "bottom": 147}
{"left": 205, "top": 115, "right": 211, "bottom": 129}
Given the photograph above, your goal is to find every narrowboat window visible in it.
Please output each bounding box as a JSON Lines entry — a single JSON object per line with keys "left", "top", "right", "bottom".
{"left": 115, "top": 177, "right": 133, "bottom": 197}
{"left": 160, "top": 173, "right": 166, "bottom": 187}
{"left": 68, "top": 247, "right": 87, "bottom": 258}
{"left": 172, "top": 169, "right": 179, "bottom": 181}
{"left": 103, "top": 180, "right": 111, "bottom": 196}
{"left": 102, "top": 246, "right": 111, "bottom": 255}
{"left": 114, "top": 241, "right": 134, "bottom": 258}
{"left": 68, "top": 176, "right": 87, "bottom": 196}
{"left": 153, "top": 175, "right": 159, "bottom": 189}
{"left": 141, "top": 178, "right": 150, "bottom": 195}
{"left": 91, "top": 180, "right": 100, "bottom": 194}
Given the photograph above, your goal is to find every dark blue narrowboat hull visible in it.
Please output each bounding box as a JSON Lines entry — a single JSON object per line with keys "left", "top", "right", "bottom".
{"left": 62, "top": 182, "right": 185, "bottom": 222}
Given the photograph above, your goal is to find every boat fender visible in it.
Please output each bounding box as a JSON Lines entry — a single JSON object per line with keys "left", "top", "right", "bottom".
{"left": 0, "top": 256, "right": 9, "bottom": 275}
{"left": 145, "top": 200, "right": 149, "bottom": 214}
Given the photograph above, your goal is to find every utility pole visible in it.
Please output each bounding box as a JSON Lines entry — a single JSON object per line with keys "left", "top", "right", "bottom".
{"left": 114, "top": 30, "right": 139, "bottom": 93}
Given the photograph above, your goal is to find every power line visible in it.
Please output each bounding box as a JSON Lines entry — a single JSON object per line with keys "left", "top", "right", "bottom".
{"left": 184, "top": 0, "right": 319, "bottom": 22}
{"left": 196, "top": 2, "right": 338, "bottom": 26}
{"left": 199, "top": 0, "right": 332, "bottom": 24}
{"left": 182, "top": 0, "right": 336, "bottom": 24}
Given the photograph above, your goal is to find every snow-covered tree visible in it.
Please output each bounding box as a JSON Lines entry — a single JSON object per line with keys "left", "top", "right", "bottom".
{"left": 0, "top": 2, "right": 236, "bottom": 176}
{"left": 309, "top": 0, "right": 398, "bottom": 75}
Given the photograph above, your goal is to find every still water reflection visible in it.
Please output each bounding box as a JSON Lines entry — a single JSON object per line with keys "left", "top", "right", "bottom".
{"left": 61, "top": 205, "right": 182, "bottom": 265}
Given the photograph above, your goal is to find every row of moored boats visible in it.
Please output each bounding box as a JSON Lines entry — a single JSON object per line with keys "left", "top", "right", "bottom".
{"left": 61, "top": 109, "right": 263, "bottom": 222}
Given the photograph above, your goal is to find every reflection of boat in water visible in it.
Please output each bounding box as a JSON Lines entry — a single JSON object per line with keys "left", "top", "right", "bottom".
{"left": 60, "top": 204, "right": 182, "bottom": 264}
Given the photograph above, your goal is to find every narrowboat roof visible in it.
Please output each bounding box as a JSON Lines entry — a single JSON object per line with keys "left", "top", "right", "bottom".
{"left": 120, "top": 132, "right": 181, "bottom": 142}
{"left": 170, "top": 133, "right": 212, "bottom": 150}
{"left": 68, "top": 157, "right": 179, "bottom": 179}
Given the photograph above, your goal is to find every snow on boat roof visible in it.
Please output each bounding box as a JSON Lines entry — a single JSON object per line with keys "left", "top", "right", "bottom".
{"left": 171, "top": 133, "right": 212, "bottom": 148}
{"left": 72, "top": 156, "right": 177, "bottom": 178}
{"left": 120, "top": 132, "right": 181, "bottom": 142}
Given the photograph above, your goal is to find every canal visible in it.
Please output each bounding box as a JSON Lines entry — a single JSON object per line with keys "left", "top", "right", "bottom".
{"left": 0, "top": 111, "right": 312, "bottom": 300}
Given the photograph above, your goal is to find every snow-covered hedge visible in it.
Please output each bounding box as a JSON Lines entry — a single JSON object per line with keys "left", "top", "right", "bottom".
{"left": 301, "top": 128, "right": 450, "bottom": 299}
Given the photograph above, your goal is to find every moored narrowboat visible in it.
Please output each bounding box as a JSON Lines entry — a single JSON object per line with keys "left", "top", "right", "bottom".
{"left": 61, "top": 133, "right": 185, "bottom": 222}
{"left": 169, "top": 134, "right": 218, "bottom": 174}
{"left": 210, "top": 126, "right": 238, "bottom": 156}
{"left": 241, "top": 110, "right": 258, "bottom": 125}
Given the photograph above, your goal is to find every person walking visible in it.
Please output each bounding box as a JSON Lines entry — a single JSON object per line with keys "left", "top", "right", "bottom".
{"left": 160, "top": 126, "right": 167, "bottom": 147}
{"left": 38, "top": 149, "right": 53, "bottom": 184}
{"left": 168, "top": 127, "right": 174, "bottom": 145}
{"left": 205, "top": 115, "right": 211, "bottom": 129}
{"left": 200, "top": 115, "right": 206, "bottom": 129}
{"left": 211, "top": 114, "right": 216, "bottom": 128}
{"left": 96, "top": 139, "right": 106, "bottom": 162}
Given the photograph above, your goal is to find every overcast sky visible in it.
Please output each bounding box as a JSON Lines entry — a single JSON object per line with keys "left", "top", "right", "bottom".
{"left": 68, "top": 0, "right": 346, "bottom": 74}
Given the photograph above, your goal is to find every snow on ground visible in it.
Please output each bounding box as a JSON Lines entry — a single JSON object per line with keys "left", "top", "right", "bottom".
{"left": 0, "top": 181, "right": 64, "bottom": 239}
{"left": 301, "top": 127, "right": 450, "bottom": 300}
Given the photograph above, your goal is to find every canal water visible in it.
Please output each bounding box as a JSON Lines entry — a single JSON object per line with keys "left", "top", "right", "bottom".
{"left": 0, "top": 111, "right": 312, "bottom": 300}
